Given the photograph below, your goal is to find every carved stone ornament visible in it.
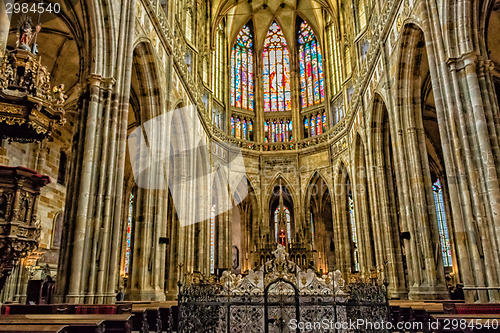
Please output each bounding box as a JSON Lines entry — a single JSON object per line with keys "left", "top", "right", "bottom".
{"left": 0, "top": 19, "right": 67, "bottom": 142}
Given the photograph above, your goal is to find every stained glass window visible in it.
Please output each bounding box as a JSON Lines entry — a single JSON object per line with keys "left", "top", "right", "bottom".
{"left": 327, "top": 22, "right": 343, "bottom": 95}
{"left": 203, "top": 57, "right": 209, "bottom": 85}
{"left": 265, "top": 119, "right": 292, "bottom": 142}
{"left": 236, "top": 118, "right": 241, "bottom": 138}
{"left": 231, "top": 116, "right": 235, "bottom": 136}
{"left": 316, "top": 114, "right": 322, "bottom": 135}
{"left": 125, "top": 193, "right": 134, "bottom": 274}
{"left": 213, "top": 23, "right": 225, "bottom": 101}
{"left": 345, "top": 47, "right": 352, "bottom": 76}
{"left": 348, "top": 194, "right": 360, "bottom": 272}
{"left": 304, "top": 113, "right": 328, "bottom": 137}
{"left": 274, "top": 205, "right": 291, "bottom": 244}
{"left": 275, "top": 207, "right": 279, "bottom": 241}
{"left": 285, "top": 206, "right": 291, "bottom": 244}
{"left": 332, "top": 97, "right": 345, "bottom": 125}
{"left": 264, "top": 121, "right": 269, "bottom": 143}
{"left": 358, "top": 0, "right": 367, "bottom": 31}
{"left": 186, "top": 10, "right": 193, "bottom": 41}
{"left": 310, "top": 210, "right": 315, "bottom": 247}
{"left": 263, "top": 22, "right": 291, "bottom": 112}
{"left": 231, "top": 25, "right": 254, "bottom": 110}
{"left": 210, "top": 204, "right": 216, "bottom": 274}
{"left": 433, "top": 179, "right": 452, "bottom": 267}
{"left": 248, "top": 120, "right": 253, "bottom": 140}
{"left": 360, "top": 40, "right": 370, "bottom": 63}
{"left": 298, "top": 21, "right": 325, "bottom": 108}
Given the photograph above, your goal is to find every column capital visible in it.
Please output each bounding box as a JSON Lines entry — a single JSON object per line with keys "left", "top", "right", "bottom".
{"left": 87, "top": 74, "right": 104, "bottom": 87}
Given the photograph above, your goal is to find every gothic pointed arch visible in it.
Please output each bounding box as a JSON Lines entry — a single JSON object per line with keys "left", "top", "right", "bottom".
{"left": 263, "top": 21, "right": 292, "bottom": 113}
{"left": 353, "top": 133, "right": 377, "bottom": 271}
{"left": 266, "top": 176, "right": 295, "bottom": 247}
{"left": 333, "top": 163, "right": 359, "bottom": 276}
{"left": 297, "top": 18, "right": 325, "bottom": 108}
{"left": 395, "top": 23, "right": 458, "bottom": 300}
{"left": 305, "top": 172, "right": 334, "bottom": 272}
{"left": 232, "top": 177, "right": 258, "bottom": 273}
{"left": 231, "top": 22, "right": 254, "bottom": 111}
{"left": 370, "top": 94, "right": 408, "bottom": 298}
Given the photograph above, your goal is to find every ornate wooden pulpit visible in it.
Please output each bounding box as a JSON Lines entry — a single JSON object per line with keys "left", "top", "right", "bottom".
{"left": 0, "top": 165, "right": 50, "bottom": 292}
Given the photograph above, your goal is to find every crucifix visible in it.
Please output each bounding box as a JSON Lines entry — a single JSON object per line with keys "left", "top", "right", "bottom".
{"left": 278, "top": 230, "right": 286, "bottom": 246}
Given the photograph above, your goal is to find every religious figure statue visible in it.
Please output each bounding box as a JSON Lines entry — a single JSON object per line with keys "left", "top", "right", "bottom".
{"left": 16, "top": 17, "right": 41, "bottom": 54}
{"left": 333, "top": 270, "right": 345, "bottom": 289}
{"left": 272, "top": 244, "right": 288, "bottom": 264}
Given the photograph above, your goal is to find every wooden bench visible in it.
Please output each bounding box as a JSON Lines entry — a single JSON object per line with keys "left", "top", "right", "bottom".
{"left": 0, "top": 324, "right": 68, "bottom": 332}
{"left": 2, "top": 305, "right": 70, "bottom": 315}
{"left": 0, "top": 317, "right": 104, "bottom": 333}
{"left": 131, "top": 306, "right": 161, "bottom": 333}
{"left": 118, "top": 300, "right": 178, "bottom": 332}
{"left": 444, "top": 303, "right": 500, "bottom": 314}
{"left": 23, "top": 314, "right": 132, "bottom": 333}
{"left": 131, "top": 308, "right": 148, "bottom": 333}
{"left": 2, "top": 304, "right": 132, "bottom": 316}
{"left": 0, "top": 314, "right": 133, "bottom": 333}
{"left": 158, "top": 306, "right": 174, "bottom": 333}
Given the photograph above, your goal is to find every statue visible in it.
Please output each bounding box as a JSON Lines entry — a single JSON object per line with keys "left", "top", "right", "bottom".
{"left": 16, "top": 17, "right": 41, "bottom": 54}
{"left": 272, "top": 244, "right": 288, "bottom": 264}
{"left": 53, "top": 84, "right": 67, "bottom": 106}
{"left": 333, "top": 270, "right": 345, "bottom": 289}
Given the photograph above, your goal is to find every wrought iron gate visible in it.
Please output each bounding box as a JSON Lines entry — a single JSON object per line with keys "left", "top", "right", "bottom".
{"left": 178, "top": 246, "right": 390, "bottom": 333}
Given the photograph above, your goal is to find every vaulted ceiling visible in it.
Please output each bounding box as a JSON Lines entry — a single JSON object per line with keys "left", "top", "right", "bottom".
{"left": 212, "top": 0, "right": 338, "bottom": 52}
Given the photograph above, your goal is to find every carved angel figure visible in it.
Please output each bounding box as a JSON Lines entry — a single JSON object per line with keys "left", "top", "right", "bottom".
{"left": 38, "top": 66, "right": 51, "bottom": 91}
{"left": 52, "top": 84, "right": 67, "bottom": 114}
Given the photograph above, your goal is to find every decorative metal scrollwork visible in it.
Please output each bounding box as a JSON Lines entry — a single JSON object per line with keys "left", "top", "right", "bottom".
{"left": 179, "top": 245, "right": 390, "bottom": 332}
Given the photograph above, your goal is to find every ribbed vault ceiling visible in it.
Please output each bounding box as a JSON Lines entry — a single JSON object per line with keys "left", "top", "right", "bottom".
{"left": 212, "top": 0, "right": 337, "bottom": 51}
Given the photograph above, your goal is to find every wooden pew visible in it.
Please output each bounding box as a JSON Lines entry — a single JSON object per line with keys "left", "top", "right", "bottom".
{"left": 444, "top": 303, "right": 500, "bottom": 314}
{"left": 2, "top": 304, "right": 71, "bottom": 315}
{"left": 24, "top": 314, "right": 132, "bottom": 333}
{"left": 0, "top": 314, "right": 133, "bottom": 333}
{"left": 131, "top": 308, "right": 148, "bottom": 333}
{"left": 0, "top": 325, "right": 68, "bottom": 333}
{"left": 158, "top": 307, "right": 173, "bottom": 333}
{"left": 131, "top": 306, "right": 161, "bottom": 333}
{"left": 0, "top": 317, "right": 104, "bottom": 333}
{"left": 2, "top": 304, "right": 132, "bottom": 316}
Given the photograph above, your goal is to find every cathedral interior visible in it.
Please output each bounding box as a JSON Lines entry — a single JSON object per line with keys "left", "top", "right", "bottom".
{"left": 0, "top": 0, "right": 500, "bottom": 324}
